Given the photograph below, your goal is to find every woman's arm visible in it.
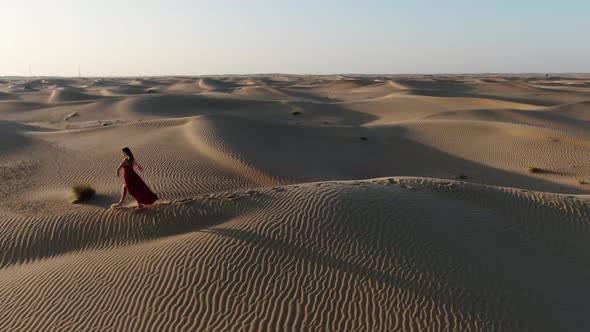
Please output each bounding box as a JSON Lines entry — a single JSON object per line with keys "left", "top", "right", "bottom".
{"left": 116, "top": 161, "right": 125, "bottom": 176}
{"left": 134, "top": 161, "right": 144, "bottom": 172}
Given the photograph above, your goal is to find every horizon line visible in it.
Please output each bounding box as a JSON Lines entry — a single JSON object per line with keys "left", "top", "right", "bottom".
{"left": 2, "top": 72, "right": 590, "bottom": 79}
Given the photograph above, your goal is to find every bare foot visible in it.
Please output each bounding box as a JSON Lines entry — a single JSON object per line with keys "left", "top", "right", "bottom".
{"left": 135, "top": 204, "right": 144, "bottom": 210}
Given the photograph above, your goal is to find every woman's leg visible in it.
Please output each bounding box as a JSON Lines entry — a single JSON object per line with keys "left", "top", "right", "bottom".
{"left": 113, "top": 185, "right": 127, "bottom": 207}
{"left": 135, "top": 198, "right": 144, "bottom": 209}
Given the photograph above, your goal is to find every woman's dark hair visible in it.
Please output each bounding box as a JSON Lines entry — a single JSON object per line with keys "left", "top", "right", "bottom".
{"left": 122, "top": 147, "right": 135, "bottom": 161}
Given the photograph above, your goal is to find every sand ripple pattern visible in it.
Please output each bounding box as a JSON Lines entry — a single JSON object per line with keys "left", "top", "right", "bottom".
{"left": 0, "top": 179, "right": 589, "bottom": 331}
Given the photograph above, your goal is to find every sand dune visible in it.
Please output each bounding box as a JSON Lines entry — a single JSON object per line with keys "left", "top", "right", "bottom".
{"left": 1, "top": 75, "right": 590, "bottom": 331}
{"left": 343, "top": 93, "right": 540, "bottom": 125}
{"left": 281, "top": 78, "right": 391, "bottom": 102}
{"left": 99, "top": 86, "right": 151, "bottom": 96}
{"left": 199, "top": 78, "right": 240, "bottom": 91}
{"left": 48, "top": 87, "right": 105, "bottom": 103}
{"left": 0, "top": 121, "right": 38, "bottom": 155}
{"left": 83, "top": 78, "right": 123, "bottom": 87}
{"left": 128, "top": 78, "right": 162, "bottom": 87}
{"left": 0, "top": 92, "right": 20, "bottom": 101}
{"left": 231, "top": 85, "right": 293, "bottom": 100}
{"left": 546, "top": 100, "right": 590, "bottom": 121}
{"left": 163, "top": 81, "right": 205, "bottom": 93}
{"left": 0, "top": 180, "right": 589, "bottom": 331}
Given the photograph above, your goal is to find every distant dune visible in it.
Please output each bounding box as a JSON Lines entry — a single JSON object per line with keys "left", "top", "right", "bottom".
{"left": 0, "top": 91, "right": 20, "bottom": 101}
{"left": 199, "top": 77, "right": 240, "bottom": 91}
{"left": 1, "top": 74, "right": 590, "bottom": 331}
{"left": 48, "top": 87, "right": 105, "bottom": 103}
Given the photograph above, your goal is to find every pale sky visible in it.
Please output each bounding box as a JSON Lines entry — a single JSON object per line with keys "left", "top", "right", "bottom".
{"left": 2, "top": 0, "right": 589, "bottom": 76}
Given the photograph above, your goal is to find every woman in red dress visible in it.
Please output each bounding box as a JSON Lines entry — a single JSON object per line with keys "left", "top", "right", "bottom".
{"left": 112, "top": 147, "right": 158, "bottom": 209}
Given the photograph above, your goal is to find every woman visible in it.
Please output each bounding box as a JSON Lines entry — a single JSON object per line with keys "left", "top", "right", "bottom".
{"left": 112, "top": 147, "right": 158, "bottom": 209}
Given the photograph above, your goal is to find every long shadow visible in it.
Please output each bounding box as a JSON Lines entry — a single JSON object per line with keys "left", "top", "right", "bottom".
{"left": 76, "top": 193, "right": 116, "bottom": 208}
{"left": 0, "top": 197, "right": 262, "bottom": 270}
{"left": 276, "top": 87, "right": 342, "bottom": 103}
{"left": 392, "top": 77, "right": 587, "bottom": 106}
{"left": 199, "top": 225, "right": 531, "bottom": 329}
{"left": 384, "top": 135, "right": 587, "bottom": 194}
{"left": 289, "top": 100, "right": 380, "bottom": 124}
{"left": 395, "top": 78, "right": 477, "bottom": 93}
{"left": 199, "top": 179, "right": 590, "bottom": 329}
{"left": 128, "top": 93, "right": 276, "bottom": 114}
{"left": 425, "top": 107, "right": 590, "bottom": 139}
{"left": 200, "top": 227, "right": 412, "bottom": 286}
{"left": 203, "top": 120, "right": 587, "bottom": 194}
{"left": 0, "top": 120, "right": 35, "bottom": 154}
{"left": 128, "top": 93, "right": 380, "bottom": 125}
{"left": 403, "top": 89, "right": 559, "bottom": 106}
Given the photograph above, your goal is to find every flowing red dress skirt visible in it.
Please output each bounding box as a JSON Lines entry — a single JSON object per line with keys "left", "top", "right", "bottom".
{"left": 123, "top": 165, "right": 158, "bottom": 205}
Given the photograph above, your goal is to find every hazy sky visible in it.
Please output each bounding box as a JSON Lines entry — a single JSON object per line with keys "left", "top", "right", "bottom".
{"left": 2, "top": 0, "right": 589, "bottom": 76}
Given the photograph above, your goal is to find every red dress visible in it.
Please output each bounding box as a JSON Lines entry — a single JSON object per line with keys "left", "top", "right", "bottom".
{"left": 123, "top": 161, "right": 158, "bottom": 205}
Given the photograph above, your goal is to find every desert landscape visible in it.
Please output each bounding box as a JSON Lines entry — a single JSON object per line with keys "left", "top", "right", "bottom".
{"left": 1, "top": 74, "right": 590, "bottom": 331}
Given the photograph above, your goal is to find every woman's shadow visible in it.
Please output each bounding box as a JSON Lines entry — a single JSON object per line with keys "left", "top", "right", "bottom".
{"left": 75, "top": 193, "right": 117, "bottom": 209}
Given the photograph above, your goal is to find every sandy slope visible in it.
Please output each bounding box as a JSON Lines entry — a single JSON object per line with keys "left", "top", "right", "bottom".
{"left": 1, "top": 75, "right": 590, "bottom": 331}
{"left": 0, "top": 179, "right": 589, "bottom": 331}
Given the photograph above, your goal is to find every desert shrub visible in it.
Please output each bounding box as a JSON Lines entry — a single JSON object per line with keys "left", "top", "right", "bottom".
{"left": 71, "top": 184, "right": 96, "bottom": 203}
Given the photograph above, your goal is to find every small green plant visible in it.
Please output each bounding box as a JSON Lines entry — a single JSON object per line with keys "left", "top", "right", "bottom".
{"left": 71, "top": 184, "right": 96, "bottom": 203}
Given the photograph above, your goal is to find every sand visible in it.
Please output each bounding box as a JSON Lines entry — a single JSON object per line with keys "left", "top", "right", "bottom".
{"left": 1, "top": 74, "right": 590, "bottom": 331}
